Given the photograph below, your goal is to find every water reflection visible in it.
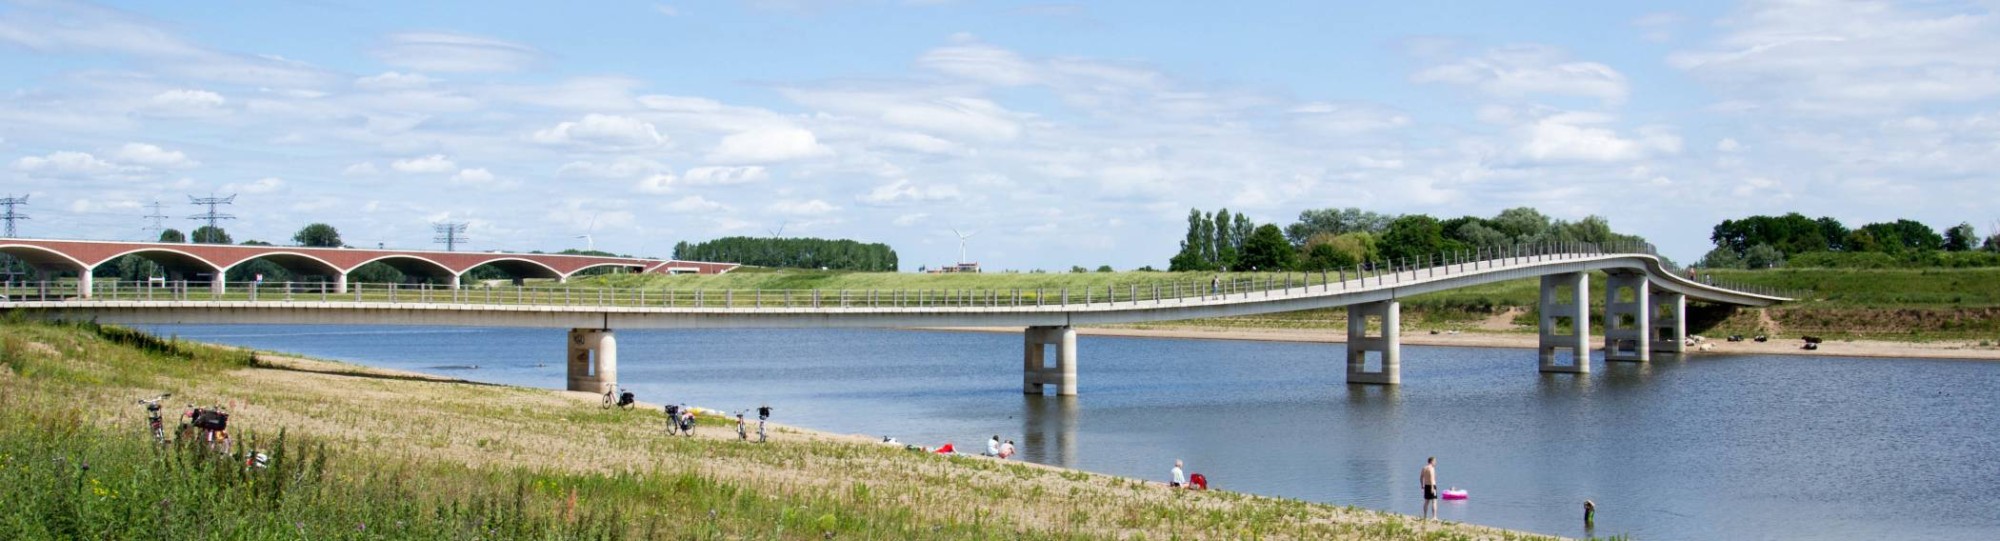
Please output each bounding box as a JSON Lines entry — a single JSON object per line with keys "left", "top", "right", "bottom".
{"left": 1020, "top": 395, "right": 1079, "bottom": 467}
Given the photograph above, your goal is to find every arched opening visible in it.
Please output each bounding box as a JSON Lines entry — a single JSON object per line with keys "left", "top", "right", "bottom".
{"left": 460, "top": 258, "right": 562, "bottom": 286}
{"left": 89, "top": 248, "right": 225, "bottom": 285}
{"left": 562, "top": 262, "right": 647, "bottom": 283}
{"left": 0, "top": 245, "right": 89, "bottom": 283}
{"left": 347, "top": 255, "right": 457, "bottom": 286}
{"left": 222, "top": 252, "right": 345, "bottom": 289}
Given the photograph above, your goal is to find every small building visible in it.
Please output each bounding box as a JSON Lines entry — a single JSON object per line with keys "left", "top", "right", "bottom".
{"left": 929, "top": 262, "right": 981, "bottom": 274}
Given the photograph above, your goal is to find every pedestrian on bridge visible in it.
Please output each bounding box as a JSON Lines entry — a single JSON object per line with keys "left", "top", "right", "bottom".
{"left": 1210, "top": 276, "right": 1221, "bottom": 297}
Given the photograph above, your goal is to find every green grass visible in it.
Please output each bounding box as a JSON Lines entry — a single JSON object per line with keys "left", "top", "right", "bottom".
{"left": 0, "top": 318, "right": 1547, "bottom": 540}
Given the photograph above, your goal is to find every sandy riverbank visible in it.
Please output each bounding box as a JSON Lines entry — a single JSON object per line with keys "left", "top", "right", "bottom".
{"left": 923, "top": 325, "right": 2000, "bottom": 361}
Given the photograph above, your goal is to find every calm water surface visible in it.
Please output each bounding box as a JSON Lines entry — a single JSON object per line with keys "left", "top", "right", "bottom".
{"left": 145, "top": 325, "right": 2000, "bottom": 540}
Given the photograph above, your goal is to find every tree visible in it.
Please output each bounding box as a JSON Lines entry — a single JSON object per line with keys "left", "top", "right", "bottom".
{"left": 673, "top": 236, "right": 898, "bottom": 271}
{"left": 190, "top": 226, "right": 231, "bottom": 244}
{"left": 1169, "top": 209, "right": 1213, "bottom": 271}
{"left": 1378, "top": 215, "right": 1444, "bottom": 264}
{"left": 1300, "top": 243, "right": 1350, "bottom": 271}
{"left": 1699, "top": 246, "right": 1745, "bottom": 269}
{"left": 1856, "top": 220, "right": 1942, "bottom": 253}
{"left": 1211, "top": 209, "right": 1237, "bottom": 270}
{"left": 158, "top": 229, "right": 186, "bottom": 243}
{"left": 1490, "top": 207, "right": 1551, "bottom": 243}
{"left": 1744, "top": 243, "right": 1786, "bottom": 269}
{"left": 294, "top": 223, "right": 343, "bottom": 247}
{"left": 1238, "top": 224, "right": 1297, "bottom": 271}
{"left": 1095, "top": 265, "right": 1114, "bottom": 273}
{"left": 1944, "top": 222, "right": 1978, "bottom": 251}
{"left": 1284, "top": 207, "right": 1393, "bottom": 245}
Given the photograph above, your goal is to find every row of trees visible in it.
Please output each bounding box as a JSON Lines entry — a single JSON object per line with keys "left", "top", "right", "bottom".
{"left": 1172, "top": 207, "right": 1649, "bottom": 272}
{"left": 1702, "top": 213, "right": 2000, "bottom": 269}
{"left": 672, "top": 237, "right": 897, "bottom": 271}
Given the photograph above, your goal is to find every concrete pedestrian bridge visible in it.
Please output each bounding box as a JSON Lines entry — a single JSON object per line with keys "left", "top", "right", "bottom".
{"left": 3, "top": 240, "right": 1788, "bottom": 395}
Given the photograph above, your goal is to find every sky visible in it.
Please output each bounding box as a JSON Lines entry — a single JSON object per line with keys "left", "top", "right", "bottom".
{"left": 3, "top": 0, "right": 1998, "bottom": 270}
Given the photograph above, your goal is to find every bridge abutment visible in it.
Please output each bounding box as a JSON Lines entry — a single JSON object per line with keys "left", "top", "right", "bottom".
{"left": 1650, "top": 291, "right": 1687, "bottom": 354}
{"left": 1023, "top": 326, "right": 1077, "bottom": 396}
{"left": 1345, "top": 300, "right": 1401, "bottom": 385}
{"left": 1539, "top": 272, "right": 1590, "bottom": 373}
{"left": 1603, "top": 272, "right": 1650, "bottom": 362}
{"left": 566, "top": 328, "right": 618, "bottom": 393}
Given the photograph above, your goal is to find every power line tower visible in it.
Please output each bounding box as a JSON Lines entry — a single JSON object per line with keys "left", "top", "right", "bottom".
{"left": 432, "top": 222, "right": 469, "bottom": 252}
{"left": 186, "top": 194, "right": 236, "bottom": 238}
{"left": 142, "top": 201, "right": 169, "bottom": 241}
{"left": 0, "top": 194, "right": 27, "bottom": 238}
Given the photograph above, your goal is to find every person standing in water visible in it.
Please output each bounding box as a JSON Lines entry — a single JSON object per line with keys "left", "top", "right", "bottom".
{"left": 1421, "top": 457, "right": 1439, "bottom": 520}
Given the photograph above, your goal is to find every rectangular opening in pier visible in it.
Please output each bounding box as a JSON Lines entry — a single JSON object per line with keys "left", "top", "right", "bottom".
{"left": 1554, "top": 285, "right": 1577, "bottom": 304}
{"left": 1363, "top": 315, "right": 1384, "bottom": 338}
{"left": 1616, "top": 313, "right": 1638, "bottom": 330}
{"left": 1551, "top": 316, "right": 1576, "bottom": 336}
{"left": 1547, "top": 347, "right": 1581, "bottom": 367}
{"left": 1360, "top": 350, "right": 1384, "bottom": 373}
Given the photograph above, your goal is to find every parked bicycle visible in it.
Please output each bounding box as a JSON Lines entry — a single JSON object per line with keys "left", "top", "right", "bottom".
{"left": 663, "top": 404, "right": 681, "bottom": 435}
{"left": 137, "top": 393, "right": 172, "bottom": 444}
{"left": 184, "top": 404, "right": 230, "bottom": 453}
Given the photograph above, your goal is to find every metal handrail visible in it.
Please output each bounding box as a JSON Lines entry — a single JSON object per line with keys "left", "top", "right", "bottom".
{"left": 4, "top": 242, "right": 1795, "bottom": 308}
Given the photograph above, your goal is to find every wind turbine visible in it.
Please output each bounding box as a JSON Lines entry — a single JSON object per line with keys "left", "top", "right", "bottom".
{"left": 574, "top": 213, "right": 597, "bottom": 252}
{"left": 950, "top": 227, "right": 978, "bottom": 265}
{"left": 767, "top": 221, "right": 787, "bottom": 238}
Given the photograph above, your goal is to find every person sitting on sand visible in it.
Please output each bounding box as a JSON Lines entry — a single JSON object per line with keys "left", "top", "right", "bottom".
{"left": 986, "top": 435, "right": 1001, "bottom": 457}
{"left": 1171, "top": 459, "right": 1186, "bottom": 489}
{"left": 999, "top": 439, "right": 1016, "bottom": 459}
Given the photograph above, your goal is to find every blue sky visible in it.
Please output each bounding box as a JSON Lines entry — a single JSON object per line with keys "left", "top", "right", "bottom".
{"left": 4, "top": 0, "right": 1997, "bottom": 269}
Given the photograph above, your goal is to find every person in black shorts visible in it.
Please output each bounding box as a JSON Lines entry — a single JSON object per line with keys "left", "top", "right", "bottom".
{"left": 1421, "top": 456, "right": 1439, "bottom": 520}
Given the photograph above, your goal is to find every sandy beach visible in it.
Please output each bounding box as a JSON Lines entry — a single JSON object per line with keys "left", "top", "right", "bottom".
{"left": 924, "top": 325, "right": 2000, "bottom": 361}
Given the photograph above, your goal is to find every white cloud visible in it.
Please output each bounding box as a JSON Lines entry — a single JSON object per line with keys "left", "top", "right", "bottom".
{"left": 858, "top": 179, "right": 963, "bottom": 204}
{"left": 150, "top": 89, "right": 225, "bottom": 109}
{"left": 768, "top": 199, "right": 838, "bottom": 216}
{"left": 453, "top": 168, "right": 495, "bottom": 184}
{"left": 224, "top": 177, "right": 284, "bottom": 194}
{"left": 1668, "top": 0, "right": 2000, "bottom": 112}
{"left": 1291, "top": 102, "right": 1412, "bottom": 134}
{"left": 1412, "top": 44, "right": 1628, "bottom": 103}
{"left": 917, "top": 37, "right": 1039, "bottom": 86}
{"left": 707, "top": 127, "right": 834, "bottom": 164}
{"left": 112, "top": 143, "right": 198, "bottom": 169}
{"left": 1514, "top": 112, "right": 1682, "bottom": 163}
{"left": 372, "top": 32, "right": 542, "bottom": 73}
{"left": 558, "top": 158, "right": 668, "bottom": 179}
{"left": 390, "top": 154, "right": 457, "bottom": 173}
{"left": 1716, "top": 138, "right": 1743, "bottom": 152}
{"left": 665, "top": 195, "right": 729, "bottom": 213}
{"left": 343, "top": 162, "right": 379, "bottom": 176}
{"left": 354, "top": 71, "right": 438, "bottom": 90}
{"left": 13, "top": 151, "right": 122, "bottom": 175}
{"left": 681, "top": 166, "right": 769, "bottom": 186}
{"left": 654, "top": 4, "right": 679, "bottom": 16}
{"left": 635, "top": 173, "right": 677, "bottom": 194}
{"left": 531, "top": 114, "right": 667, "bottom": 148}
{"left": 1632, "top": 12, "right": 1686, "bottom": 43}
{"left": 892, "top": 212, "right": 929, "bottom": 226}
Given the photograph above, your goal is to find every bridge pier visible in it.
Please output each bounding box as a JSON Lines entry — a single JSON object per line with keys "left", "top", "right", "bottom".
{"left": 1023, "top": 326, "right": 1077, "bottom": 396}
{"left": 1650, "top": 290, "right": 1687, "bottom": 354}
{"left": 566, "top": 328, "right": 618, "bottom": 393}
{"left": 1603, "top": 272, "right": 1650, "bottom": 362}
{"left": 1539, "top": 272, "right": 1590, "bottom": 373}
{"left": 211, "top": 276, "right": 225, "bottom": 297}
{"left": 333, "top": 272, "right": 348, "bottom": 294}
{"left": 77, "top": 268, "right": 93, "bottom": 298}
{"left": 1345, "top": 300, "right": 1400, "bottom": 385}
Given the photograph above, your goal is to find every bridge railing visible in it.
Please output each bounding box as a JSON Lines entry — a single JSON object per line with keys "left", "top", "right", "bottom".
{"left": 2, "top": 242, "right": 1793, "bottom": 308}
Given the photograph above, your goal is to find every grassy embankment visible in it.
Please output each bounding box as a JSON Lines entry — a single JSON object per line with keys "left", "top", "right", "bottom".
{"left": 583, "top": 267, "right": 2000, "bottom": 342}
{"left": 0, "top": 317, "right": 1546, "bottom": 540}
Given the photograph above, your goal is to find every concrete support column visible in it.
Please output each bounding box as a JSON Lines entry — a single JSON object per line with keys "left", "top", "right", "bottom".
{"left": 1603, "top": 272, "right": 1651, "bottom": 362}
{"left": 210, "top": 275, "right": 226, "bottom": 296}
{"left": 566, "top": 328, "right": 618, "bottom": 393}
{"left": 77, "top": 268, "right": 94, "bottom": 298}
{"left": 449, "top": 273, "right": 463, "bottom": 290}
{"left": 1345, "top": 300, "right": 1401, "bottom": 385}
{"left": 333, "top": 272, "right": 349, "bottom": 294}
{"left": 1023, "top": 326, "right": 1078, "bottom": 396}
{"left": 1539, "top": 272, "right": 1591, "bottom": 373}
{"left": 1650, "top": 290, "right": 1687, "bottom": 354}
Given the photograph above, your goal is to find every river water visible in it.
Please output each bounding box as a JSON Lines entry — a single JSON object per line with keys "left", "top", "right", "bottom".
{"left": 142, "top": 324, "right": 2000, "bottom": 540}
